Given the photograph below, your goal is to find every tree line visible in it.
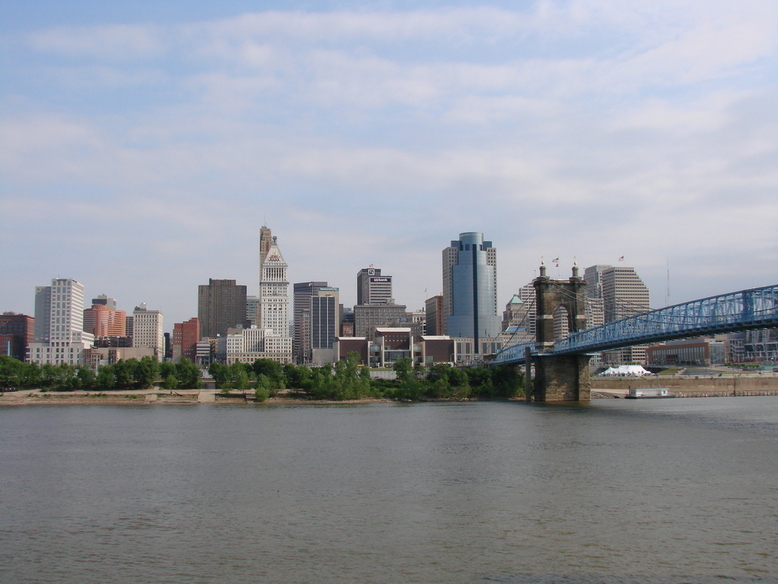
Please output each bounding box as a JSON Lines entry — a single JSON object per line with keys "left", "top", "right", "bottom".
{"left": 210, "top": 354, "right": 524, "bottom": 401}
{"left": 0, "top": 355, "right": 200, "bottom": 392}
{"left": 0, "top": 353, "right": 524, "bottom": 401}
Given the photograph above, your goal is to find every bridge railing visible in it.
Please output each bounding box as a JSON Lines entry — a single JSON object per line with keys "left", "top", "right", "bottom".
{"left": 494, "top": 284, "right": 778, "bottom": 364}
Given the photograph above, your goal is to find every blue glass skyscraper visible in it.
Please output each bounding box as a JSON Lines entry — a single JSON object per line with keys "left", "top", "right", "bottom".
{"left": 442, "top": 232, "right": 501, "bottom": 350}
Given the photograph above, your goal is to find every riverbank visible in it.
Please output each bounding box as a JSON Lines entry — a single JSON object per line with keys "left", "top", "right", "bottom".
{"left": 0, "top": 389, "right": 396, "bottom": 406}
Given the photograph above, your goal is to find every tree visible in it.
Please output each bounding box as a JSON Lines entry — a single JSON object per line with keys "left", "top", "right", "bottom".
{"left": 134, "top": 356, "right": 159, "bottom": 389}
{"left": 176, "top": 357, "right": 201, "bottom": 389}
{"left": 113, "top": 360, "right": 134, "bottom": 389}
{"left": 252, "top": 359, "right": 285, "bottom": 388}
{"left": 76, "top": 367, "right": 96, "bottom": 390}
{"left": 95, "top": 365, "right": 116, "bottom": 390}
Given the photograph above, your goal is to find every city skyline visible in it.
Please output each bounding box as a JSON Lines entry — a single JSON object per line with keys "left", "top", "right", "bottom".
{"left": 2, "top": 1, "right": 777, "bottom": 328}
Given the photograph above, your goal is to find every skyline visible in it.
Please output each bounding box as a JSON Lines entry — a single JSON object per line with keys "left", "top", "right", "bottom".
{"left": 2, "top": 1, "right": 777, "bottom": 328}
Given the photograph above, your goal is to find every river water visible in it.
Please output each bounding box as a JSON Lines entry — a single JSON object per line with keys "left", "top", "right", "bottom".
{"left": 1, "top": 398, "right": 777, "bottom": 584}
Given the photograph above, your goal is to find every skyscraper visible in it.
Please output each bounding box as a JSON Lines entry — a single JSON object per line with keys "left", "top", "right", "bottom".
{"left": 198, "top": 279, "right": 248, "bottom": 338}
{"left": 259, "top": 233, "right": 290, "bottom": 336}
{"left": 28, "top": 278, "right": 94, "bottom": 365}
{"left": 293, "top": 281, "right": 328, "bottom": 363}
{"left": 584, "top": 264, "right": 650, "bottom": 363}
{"left": 356, "top": 268, "right": 393, "bottom": 305}
{"left": 442, "top": 232, "right": 501, "bottom": 348}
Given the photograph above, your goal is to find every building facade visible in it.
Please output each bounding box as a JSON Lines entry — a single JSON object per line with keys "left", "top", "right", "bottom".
{"left": 131, "top": 304, "right": 164, "bottom": 357}
{"left": 259, "top": 235, "right": 291, "bottom": 337}
{"left": 198, "top": 279, "right": 248, "bottom": 339}
{"left": 442, "top": 232, "right": 501, "bottom": 349}
{"left": 0, "top": 312, "right": 34, "bottom": 361}
{"left": 353, "top": 304, "right": 408, "bottom": 340}
{"left": 172, "top": 317, "right": 200, "bottom": 363}
{"left": 584, "top": 264, "right": 650, "bottom": 363}
{"left": 356, "top": 268, "right": 393, "bottom": 306}
{"left": 293, "top": 281, "right": 328, "bottom": 363}
{"left": 28, "top": 278, "right": 94, "bottom": 365}
{"left": 425, "top": 295, "right": 444, "bottom": 337}
{"left": 83, "top": 297, "right": 126, "bottom": 339}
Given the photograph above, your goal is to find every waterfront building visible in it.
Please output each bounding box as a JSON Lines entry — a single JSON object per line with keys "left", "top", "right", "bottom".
{"left": 0, "top": 312, "right": 34, "bottom": 361}
{"left": 172, "top": 317, "right": 200, "bottom": 363}
{"left": 28, "top": 278, "right": 94, "bottom": 365}
{"left": 442, "top": 232, "right": 501, "bottom": 348}
{"left": 132, "top": 304, "right": 164, "bottom": 357}
{"left": 225, "top": 327, "right": 293, "bottom": 365}
{"left": 646, "top": 337, "right": 727, "bottom": 367}
{"left": 198, "top": 279, "right": 248, "bottom": 339}
{"left": 357, "top": 268, "right": 393, "bottom": 306}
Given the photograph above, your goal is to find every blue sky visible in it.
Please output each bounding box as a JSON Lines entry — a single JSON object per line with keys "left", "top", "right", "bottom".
{"left": 2, "top": 0, "right": 777, "bottom": 329}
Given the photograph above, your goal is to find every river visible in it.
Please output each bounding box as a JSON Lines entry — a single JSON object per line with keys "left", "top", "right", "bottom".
{"left": 1, "top": 398, "right": 777, "bottom": 583}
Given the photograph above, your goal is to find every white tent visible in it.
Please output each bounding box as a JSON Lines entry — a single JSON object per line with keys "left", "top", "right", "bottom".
{"left": 597, "top": 364, "right": 654, "bottom": 377}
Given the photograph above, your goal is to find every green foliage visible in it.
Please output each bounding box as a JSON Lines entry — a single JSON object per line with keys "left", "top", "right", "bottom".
{"left": 174, "top": 357, "right": 201, "bottom": 389}
{"left": 254, "top": 374, "right": 272, "bottom": 402}
{"left": 161, "top": 374, "right": 178, "bottom": 390}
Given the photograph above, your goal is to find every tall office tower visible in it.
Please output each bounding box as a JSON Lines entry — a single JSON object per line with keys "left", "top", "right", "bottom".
{"left": 132, "top": 304, "right": 164, "bottom": 357}
{"left": 425, "top": 295, "right": 444, "bottom": 336}
{"left": 172, "top": 317, "right": 200, "bottom": 363}
{"left": 584, "top": 264, "right": 650, "bottom": 362}
{"left": 28, "top": 278, "right": 94, "bottom": 365}
{"left": 293, "top": 281, "right": 328, "bottom": 363}
{"left": 442, "top": 232, "right": 501, "bottom": 348}
{"left": 259, "top": 234, "right": 290, "bottom": 337}
{"left": 310, "top": 287, "right": 340, "bottom": 364}
{"left": 601, "top": 266, "right": 650, "bottom": 322}
{"left": 356, "top": 268, "right": 393, "bottom": 305}
{"left": 198, "top": 279, "right": 248, "bottom": 338}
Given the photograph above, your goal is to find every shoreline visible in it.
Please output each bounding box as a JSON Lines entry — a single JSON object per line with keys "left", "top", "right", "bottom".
{"left": 3, "top": 387, "right": 778, "bottom": 405}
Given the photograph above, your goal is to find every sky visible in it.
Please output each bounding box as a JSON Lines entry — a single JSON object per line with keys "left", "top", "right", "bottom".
{"left": 2, "top": 0, "right": 777, "bottom": 331}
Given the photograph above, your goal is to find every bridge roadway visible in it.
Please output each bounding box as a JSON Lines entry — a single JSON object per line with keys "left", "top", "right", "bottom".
{"left": 494, "top": 283, "right": 778, "bottom": 366}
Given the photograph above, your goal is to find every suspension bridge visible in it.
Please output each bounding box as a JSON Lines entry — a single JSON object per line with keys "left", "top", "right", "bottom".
{"left": 492, "top": 264, "right": 778, "bottom": 401}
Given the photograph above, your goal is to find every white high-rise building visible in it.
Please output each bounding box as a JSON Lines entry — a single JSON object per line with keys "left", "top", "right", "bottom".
{"left": 132, "top": 304, "right": 164, "bottom": 357}
{"left": 260, "top": 234, "right": 290, "bottom": 336}
{"left": 258, "top": 227, "right": 293, "bottom": 363}
{"left": 28, "top": 278, "right": 94, "bottom": 365}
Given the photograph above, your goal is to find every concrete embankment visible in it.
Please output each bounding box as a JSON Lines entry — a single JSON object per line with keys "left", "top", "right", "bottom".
{"left": 593, "top": 376, "right": 778, "bottom": 398}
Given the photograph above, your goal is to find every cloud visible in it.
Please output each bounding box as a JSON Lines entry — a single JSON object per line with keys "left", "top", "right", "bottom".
{"left": 4, "top": 2, "right": 778, "bottom": 324}
{"left": 28, "top": 24, "right": 164, "bottom": 60}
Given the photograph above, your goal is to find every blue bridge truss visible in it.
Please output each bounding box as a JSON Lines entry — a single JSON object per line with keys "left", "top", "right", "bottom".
{"left": 494, "top": 284, "right": 778, "bottom": 365}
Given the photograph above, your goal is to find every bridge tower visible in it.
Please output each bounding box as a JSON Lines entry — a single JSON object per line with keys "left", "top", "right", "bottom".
{"left": 530, "top": 263, "right": 591, "bottom": 401}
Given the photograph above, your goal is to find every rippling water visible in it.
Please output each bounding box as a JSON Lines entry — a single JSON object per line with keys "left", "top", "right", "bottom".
{"left": 1, "top": 398, "right": 777, "bottom": 583}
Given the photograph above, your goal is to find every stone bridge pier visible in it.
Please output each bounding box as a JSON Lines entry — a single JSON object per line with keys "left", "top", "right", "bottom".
{"left": 528, "top": 263, "right": 592, "bottom": 402}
